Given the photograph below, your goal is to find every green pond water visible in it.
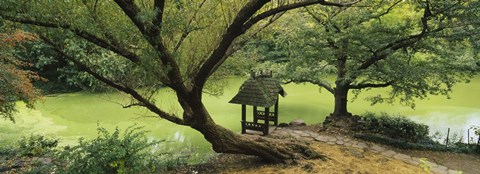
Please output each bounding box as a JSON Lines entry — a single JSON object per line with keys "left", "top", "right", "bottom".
{"left": 1, "top": 77, "right": 479, "bottom": 160}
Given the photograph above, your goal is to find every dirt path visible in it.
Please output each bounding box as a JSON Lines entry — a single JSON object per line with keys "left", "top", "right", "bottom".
{"left": 168, "top": 125, "right": 479, "bottom": 174}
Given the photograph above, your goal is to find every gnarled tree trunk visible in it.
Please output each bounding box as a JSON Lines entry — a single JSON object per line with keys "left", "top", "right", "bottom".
{"left": 178, "top": 93, "right": 324, "bottom": 163}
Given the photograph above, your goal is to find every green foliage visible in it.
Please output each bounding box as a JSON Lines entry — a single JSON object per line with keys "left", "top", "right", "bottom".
{"left": 17, "top": 135, "right": 58, "bottom": 157}
{"left": 419, "top": 158, "right": 432, "bottom": 173}
{"left": 56, "top": 126, "right": 163, "bottom": 174}
{"left": 254, "top": 0, "right": 480, "bottom": 112}
{"left": 0, "top": 29, "right": 42, "bottom": 122}
{"left": 360, "top": 112, "right": 429, "bottom": 142}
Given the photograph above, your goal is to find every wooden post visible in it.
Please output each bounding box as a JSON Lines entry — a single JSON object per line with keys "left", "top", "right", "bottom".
{"left": 264, "top": 107, "right": 270, "bottom": 135}
{"left": 274, "top": 98, "right": 279, "bottom": 126}
{"left": 253, "top": 106, "right": 258, "bottom": 123}
{"left": 468, "top": 129, "right": 470, "bottom": 145}
{"left": 241, "top": 105, "right": 246, "bottom": 134}
{"left": 446, "top": 128, "right": 450, "bottom": 148}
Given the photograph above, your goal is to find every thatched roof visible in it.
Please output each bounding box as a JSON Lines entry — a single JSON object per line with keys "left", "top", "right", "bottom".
{"left": 229, "top": 73, "right": 286, "bottom": 107}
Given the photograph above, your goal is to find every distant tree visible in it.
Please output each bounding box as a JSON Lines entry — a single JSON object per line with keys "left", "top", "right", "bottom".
{"left": 0, "top": 29, "right": 42, "bottom": 122}
{"left": 0, "top": 0, "right": 357, "bottom": 162}
{"left": 256, "top": 0, "right": 480, "bottom": 119}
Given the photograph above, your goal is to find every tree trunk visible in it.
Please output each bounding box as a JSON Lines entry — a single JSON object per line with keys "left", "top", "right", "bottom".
{"left": 332, "top": 84, "right": 350, "bottom": 117}
{"left": 331, "top": 38, "right": 351, "bottom": 118}
{"left": 178, "top": 94, "right": 324, "bottom": 163}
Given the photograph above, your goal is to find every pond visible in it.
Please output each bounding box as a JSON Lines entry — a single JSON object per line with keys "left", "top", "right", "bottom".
{"left": 1, "top": 77, "right": 479, "bottom": 161}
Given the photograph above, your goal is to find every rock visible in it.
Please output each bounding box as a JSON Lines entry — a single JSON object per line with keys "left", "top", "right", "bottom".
{"left": 289, "top": 119, "right": 306, "bottom": 126}
{"left": 448, "top": 169, "right": 460, "bottom": 174}
{"left": 347, "top": 147, "right": 365, "bottom": 158}
{"left": 336, "top": 141, "right": 344, "bottom": 145}
{"left": 38, "top": 157, "right": 53, "bottom": 165}
{"left": 356, "top": 142, "right": 368, "bottom": 149}
{"left": 293, "top": 130, "right": 303, "bottom": 134}
{"left": 381, "top": 150, "right": 396, "bottom": 157}
{"left": 371, "top": 145, "right": 386, "bottom": 153}
{"left": 314, "top": 135, "right": 330, "bottom": 142}
{"left": 425, "top": 161, "right": 439, "bottom": 168}
{"left": 406, "top": 157, "right": 421, "bottom": 166}
{"left": 430, "top": 166, "right": 448, "bottom": 174}
{"left": 393, "top": 153, "right": 411, "bottom": 162}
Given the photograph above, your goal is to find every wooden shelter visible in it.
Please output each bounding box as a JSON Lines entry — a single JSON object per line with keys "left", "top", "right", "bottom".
{"left": 229, "top": 71, "right": 286, "bottom": 135}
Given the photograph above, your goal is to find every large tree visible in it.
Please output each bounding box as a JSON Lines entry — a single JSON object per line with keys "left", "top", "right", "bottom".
{"left": 255, "top": 0, "right": 480, "bottom": 119}
{"left": 0, "top": 0, "right": 356, "bottom": 162}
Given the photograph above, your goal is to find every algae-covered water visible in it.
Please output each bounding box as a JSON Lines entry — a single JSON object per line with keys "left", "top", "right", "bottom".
{"left": 1, "top": 77, "right": 479, "bottom": 159}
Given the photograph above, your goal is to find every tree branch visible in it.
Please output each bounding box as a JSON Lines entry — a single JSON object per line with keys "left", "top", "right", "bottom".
{"left": 193, "top": 0, "right": 270, "bottom": 92}
{"left": 243, "top": 0, "right": 359, "bottom": 32}
{"left": 350, "top": 81, "right": 393, "bottom": 89}
{"left": 194, "top": 0, "right": 358, "bottom": 92}
{"left": 284, "top": 79, "right": 334, "bottom": 94}
{"left": 114, "top": 0, "right": 184, "bottom": 89}
{"left": 153, "top": 0, "right": 165, "bottom": 29}
{"left": 1, "top": 15, "right": 140, "bottom": 63}
{"left": 173, "top": 0, "right": 207, "bottom": 53}
{"left": 39, "top": 35, "right": 186, "bottom": 125}
{"left": 356, "top": 1, "right": 437, "bottom": 71}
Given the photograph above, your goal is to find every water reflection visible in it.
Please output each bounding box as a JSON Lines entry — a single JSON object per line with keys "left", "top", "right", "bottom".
{"left": 409, "top": 112, "right": 480, "bottom": 143}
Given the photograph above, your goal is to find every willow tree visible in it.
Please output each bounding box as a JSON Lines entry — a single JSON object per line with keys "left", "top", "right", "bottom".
{"left": 256, "top": 0, "right": 480, "bottom": 119}
{"left": 0, "top": 0, "right": 357, "bottom": 162}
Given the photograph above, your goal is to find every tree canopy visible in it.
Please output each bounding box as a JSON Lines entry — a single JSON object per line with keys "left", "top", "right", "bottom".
{"left": 253, "top": 0, "right": 480, "bottom": 117}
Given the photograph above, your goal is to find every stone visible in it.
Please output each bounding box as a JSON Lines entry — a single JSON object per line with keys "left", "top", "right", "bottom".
{"left": 328, "top": 137, "right": 337, "bottom": 142}
{"left": 293, "top": 130, "right": 303, "bottom": 134}
{"left": 430, "top": 167, "right": 448, "bottom": 174}
{"left": 371, "top": 145, "right": 386, "bottom": 153}
{"left": 381, "top": 150, "right": 396, "bottom": 157}
{"left": 344, "top": 142, "right": 352, "bottom": 146}
{"left": 347, "top": 148, "right": 365, "bottom": 158}
{"left": 336, "top": 141, "right": 344, "bottom": 145}
{"left": 314, "top": 135, "right": 330, "bottom": 142}
{"left": 406, "top": 157, "right": 421, "bottom": 166}
{"left": 425, "top": 161, "right": 439, "bottom": 168}
{"left": 356, "top": 142, "right": 368, "bottom": 149}
{"left": 327, "top": 142, "right": 336, "bottom": 145}
{"left": 289, "top": 119, "right": 307, "bottom": 126}
{"left": 393, "top": 153, "right": 411, "bottom": 162}
{"left": 437, "top": 165, "right": 448, "bottom": 171}
{"left": 38, "top": 157, "right": 52, "bottom": 165}
{"left": 448, "top": 169, "right": 460, "bottom": 174}
{"left": 300, "top": 133, "right": 310, "bottom": 137}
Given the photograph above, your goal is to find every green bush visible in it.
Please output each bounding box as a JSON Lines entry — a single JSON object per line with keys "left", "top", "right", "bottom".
{"left": 360, "top": 112, "right": 429, "bottom": 142}
{"left": 56, "top": 126, "right": 162, "bottom": 174}
{"left": 17, "top": 135, "right": 59, "bottom": 157}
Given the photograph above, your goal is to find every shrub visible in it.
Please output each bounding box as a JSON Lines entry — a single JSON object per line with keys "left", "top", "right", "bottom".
{"left": 360, "top": 112, "right": 429, "bottom": 143}
{"left": 56, "top": 125, "right": 162, "bottom": 174}
{"left": 17, "top": 135, "right": 59, "bottom": 157}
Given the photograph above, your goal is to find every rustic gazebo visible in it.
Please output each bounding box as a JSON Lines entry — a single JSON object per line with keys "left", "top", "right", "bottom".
{"left": 229, "top": 71, "right": 286, "bottom": 135}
